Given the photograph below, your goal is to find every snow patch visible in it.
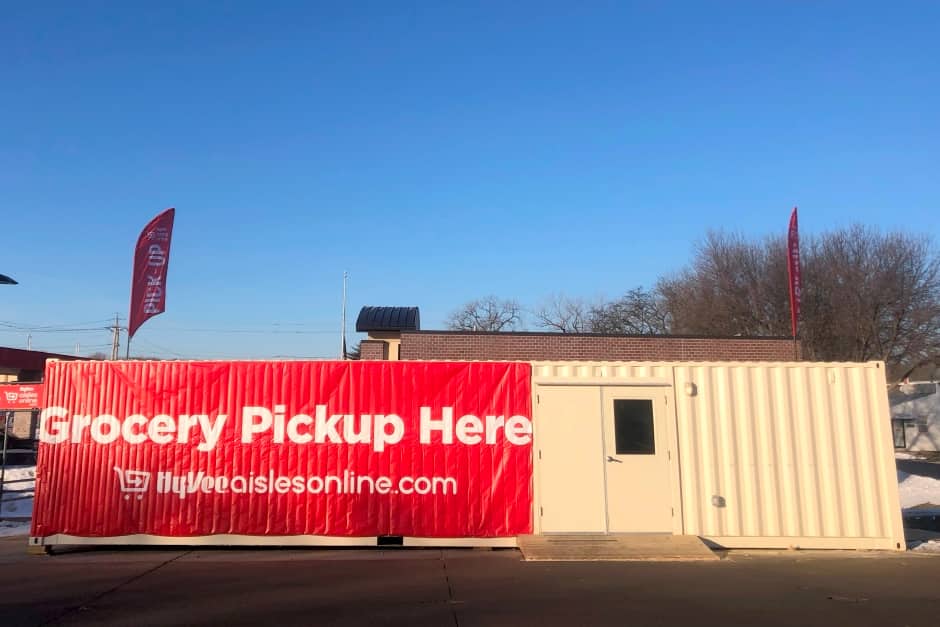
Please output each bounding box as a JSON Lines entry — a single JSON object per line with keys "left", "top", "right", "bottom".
{"left": 910, "top": 540, "right": 940, "bottom": 554}
{"left": 0, "top": 520, "right": 30, "bottom": 537}
{"left": 1, "top": 465, "right": 35, "bottom": 519}
{"left": 897, "top": 470, "right": 940, "bottom": 510}
{"left": 2, "top": 466, "right": 36, "bottom": 482}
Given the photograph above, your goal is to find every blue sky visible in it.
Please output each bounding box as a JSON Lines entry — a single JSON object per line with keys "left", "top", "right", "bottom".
{"left": 1, "top": 2, "right": 938, "bottom": 358}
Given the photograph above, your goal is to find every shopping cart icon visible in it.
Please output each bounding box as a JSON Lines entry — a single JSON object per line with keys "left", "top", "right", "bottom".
{"left": 3, "top": 392, "right": 17, "bottom": 402}
{"left": 113, "top": 467, "right": 151, "bottom": 500}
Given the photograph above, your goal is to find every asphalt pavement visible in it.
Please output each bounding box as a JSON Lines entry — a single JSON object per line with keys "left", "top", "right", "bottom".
{"left": 1, "top": 537, "right": 939, "bottom": 627}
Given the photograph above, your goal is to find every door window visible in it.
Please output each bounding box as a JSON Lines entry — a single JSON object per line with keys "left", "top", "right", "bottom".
{"left": 613, "top": 399, "right": 655, "bottom": 455}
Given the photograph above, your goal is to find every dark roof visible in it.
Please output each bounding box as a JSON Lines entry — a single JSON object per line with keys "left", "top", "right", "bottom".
{"left": 0, "top": 346, "right": 85, "bottom": 374}
{"left": 356, "top": 307, "right": 420, "bottom": 333}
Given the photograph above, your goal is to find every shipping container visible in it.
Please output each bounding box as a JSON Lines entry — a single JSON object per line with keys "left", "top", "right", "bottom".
{"left": 30, "top": 359, "right": 905, "bottom": 551}
{"left": 531, "top": 361, "right": 905, "bottom": 550}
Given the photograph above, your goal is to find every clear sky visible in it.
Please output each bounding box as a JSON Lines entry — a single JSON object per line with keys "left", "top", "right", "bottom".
{"left": 2, "top": 2, "right": 938, "bottom": 359}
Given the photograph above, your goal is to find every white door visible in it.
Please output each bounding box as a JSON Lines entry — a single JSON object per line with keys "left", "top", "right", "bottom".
{"left": 601, "top": 387, "right": 673, "bottom": 533}
{"left": 536, "top": 386, "right": 607, "bottom": 532}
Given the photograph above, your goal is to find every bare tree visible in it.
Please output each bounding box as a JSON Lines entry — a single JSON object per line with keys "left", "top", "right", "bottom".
{"left": 658, "top": 231, "right": 791, "bottom": 337}
{"left": 800, "top": 226, "right": 940, "bottom": 379}
{"left": 533, "top": 294, "right": 592, "bottom": 333}
{"left": 590, "top": 288, "right": 670, "bottom": 334}
{"left": 344, "top": 341, "right": 361, "bottom": 360}
{"left": 657, "top": 226, "right": 940, "bottom": 380}
{"left": 446, "top": 296, "right": 523, "bottom": 331}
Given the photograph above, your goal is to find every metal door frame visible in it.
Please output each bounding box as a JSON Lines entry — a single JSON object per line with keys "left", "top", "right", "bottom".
{"left": 533, "top": 382, "right": 684, "bottom": 536}
{"left": 599, "top": 386, "right": 679, "bottom": 534}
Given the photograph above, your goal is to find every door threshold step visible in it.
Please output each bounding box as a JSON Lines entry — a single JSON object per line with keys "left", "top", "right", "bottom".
{"left": 518, "top": 534, "right": 718, "bottom": 561}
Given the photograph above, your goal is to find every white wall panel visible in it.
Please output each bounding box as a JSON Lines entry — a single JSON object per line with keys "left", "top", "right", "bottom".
{"left": 673, "top": 362, "right": 904, "bottom": 550}
{"left": 532, "top": 360, "right": 905, "bottom": 550}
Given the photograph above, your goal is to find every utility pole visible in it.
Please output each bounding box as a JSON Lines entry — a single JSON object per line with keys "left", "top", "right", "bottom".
{"left": 75, "top": 342, "right": 80, "bottom": 356}
{"left": 26, "top": 333, "right": 31, "bottom": 351}
{"left": 110, "top": 313, "right": 121, "bottom": 360}
{"left": 341, "top": 271, "right": 348, "bottom": 359}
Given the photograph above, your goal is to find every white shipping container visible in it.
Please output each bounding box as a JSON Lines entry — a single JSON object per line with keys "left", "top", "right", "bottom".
{"left": 531, "top": 361, "right": 905, "bottom": 551}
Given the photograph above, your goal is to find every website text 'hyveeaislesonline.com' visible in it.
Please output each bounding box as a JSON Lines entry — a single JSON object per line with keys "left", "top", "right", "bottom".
{"left": 142, "top": 470, "right": 459, "bottom": 499}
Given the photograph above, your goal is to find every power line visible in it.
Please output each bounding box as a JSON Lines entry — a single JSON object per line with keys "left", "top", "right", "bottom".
{"left": 0, "top": 318, "right": 114, "bottom": 330}
{"left": 0, "top": 326, "right": 110, "bottom": 334}
{"left": 126, "top": 336, "right": 337, "bottom": 360}
{"left": 130, "top": 337, "right": 189, "bottom": 359}
{"left": 27, "top": 343, "right": 111, "bottom": 350}
{"left": 0, "top": 319, "right": 338, "bottom": 335}
{"left": 0, "top": 321, "right": 113, "bottom": 333}
{"left": 155, "top": 328, "right": 336, "bottom": 335}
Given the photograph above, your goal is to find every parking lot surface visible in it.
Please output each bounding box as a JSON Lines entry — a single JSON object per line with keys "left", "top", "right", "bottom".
{"left": 2, "top": 537, "right": 939, "bottom": 626}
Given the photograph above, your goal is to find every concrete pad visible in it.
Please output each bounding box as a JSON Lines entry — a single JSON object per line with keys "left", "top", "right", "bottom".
{"left": 518, "top": 533, "right": 718, "bottom": 561}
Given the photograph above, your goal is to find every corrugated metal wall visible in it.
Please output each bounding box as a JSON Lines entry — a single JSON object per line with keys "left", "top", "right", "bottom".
{"left": 33, "top": 360, "right": 533, "bottom": 540}
{"left": 532, "top": 362, "right": 673, "bottom": 383}
{"left": 532, "top": 361, "right": 906, "bottom": 550}
{"left": 673, "top": 363, "right": 904, "bottom": 548}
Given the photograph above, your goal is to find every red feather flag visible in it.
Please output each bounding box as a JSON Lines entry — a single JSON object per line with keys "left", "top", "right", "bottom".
{"left": 787, "top": 207, "right": 801, "bottom": 339}
{"left": 128, "top": 208, "right": 175, "bottom": 340}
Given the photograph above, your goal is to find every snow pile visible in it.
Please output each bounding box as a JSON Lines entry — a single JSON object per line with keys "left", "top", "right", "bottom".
{"left": 1, "top": 465, "right": 35, "bottom": 520}
{"left": 911, "top": 540, "right": 940, "bottom": 553}
{"left": 0, "top": 520, "right": 30, "bottom": 537}
{"left": 897, "top": 470, "right": 940, "bottom": 510}
{"left": 2, "top": 465, "right": 36, "bottom": 484}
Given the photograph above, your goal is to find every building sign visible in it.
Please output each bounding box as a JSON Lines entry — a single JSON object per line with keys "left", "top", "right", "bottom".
{"left": 32, "top": 360, "right": 533, "bottom": 539}
{"left": 0, "top": 383, "right": 44, "bottom": 410}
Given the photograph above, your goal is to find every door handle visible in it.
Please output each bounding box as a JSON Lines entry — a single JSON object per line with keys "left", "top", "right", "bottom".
{"left": 606, "top": 456, "right": 622, "bottom": 463}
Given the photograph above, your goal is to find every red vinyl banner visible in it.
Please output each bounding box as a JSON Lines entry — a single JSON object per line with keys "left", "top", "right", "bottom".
{"left": 32, "top": 360, "right": 533, "bottom": 538}
{"left": 128, "top": 208, "right": 175, "bottom": 340}
{"left": 787, "top": 206, "right": 801, "bottom": 338}
{"left": 0, "top": 383, "right": 44, "bottom": 410}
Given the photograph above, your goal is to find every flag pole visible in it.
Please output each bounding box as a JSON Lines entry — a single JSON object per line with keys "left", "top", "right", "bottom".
{"left": 341, "top": 271, "right": 348, "bottom": 359}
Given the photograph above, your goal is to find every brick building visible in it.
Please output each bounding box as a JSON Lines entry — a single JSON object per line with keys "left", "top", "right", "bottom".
{"left": 356, "top": 306, "right": 800, "bottom": 362}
